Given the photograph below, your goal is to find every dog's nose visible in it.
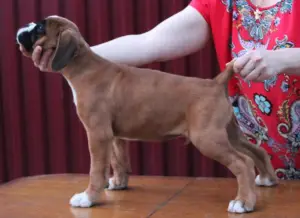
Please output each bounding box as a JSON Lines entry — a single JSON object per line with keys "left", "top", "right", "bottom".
{"left": 16, "top": 22, "right": 36, "bottom": 43}
{"left": 16, "top": 22, "right": 37, "bottom": 51}
{"left": 16, "top": 31, "right": 32, "bottom": 51}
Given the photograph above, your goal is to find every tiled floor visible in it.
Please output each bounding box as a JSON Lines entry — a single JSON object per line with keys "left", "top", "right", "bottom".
{"left": 0, "top": 175, "right": 299, "bottom": 218}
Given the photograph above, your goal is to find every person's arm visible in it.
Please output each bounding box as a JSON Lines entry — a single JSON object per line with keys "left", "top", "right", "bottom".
{"left": 91, "top": 6, "right": 210, "bottom": 66}
{"left": 279, "top": 48, "right": 300, "bottom": 75}
{"left": 20, "top": 5, "right": 210, "bottom": 71}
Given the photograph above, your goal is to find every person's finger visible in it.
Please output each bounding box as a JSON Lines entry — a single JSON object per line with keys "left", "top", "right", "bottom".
{"left": 245, "top": 63, "right": 268, "bottom": 82}
{"left": 19, "top": 45, "right": 31, "bottom": 57}
{"left": 255, "top": 73, "right": 271, "bottom": 82}
{"left": 233, "top": 54, "right": 251, "bottom": 73}
{"left": 39, "top": 49, "right": 53, "bottom": 71}
{"left": 245, "top": 70, "right": 260, "bottom": 81}
{"left": 255, "top": 69, "right": 272, "bottom": 82}
{"left": 225, "top": 58, "right": 237, "bottom": 67}
{"left": 239, "top": 59, "right": 256, "bottom": 78}
{"left": 246, "top": 60, "right": 270, "bottom": 82}
{"left": 32, "top": 46, "right": 43, "bottom": 67}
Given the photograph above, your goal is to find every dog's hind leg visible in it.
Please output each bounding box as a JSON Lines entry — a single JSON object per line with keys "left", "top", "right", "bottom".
{"left": 187, "top": 105, "right": 256, "bottom": 213}
{"left": 190, "top": 130, "right": 256, "bottom": 213}
{"left": 238, "top": 139, "right": 278, "bottom": 187}
{"left": 227, "top": 118, "right": 278, "bottom": 187}
{"left": 190, "top": 131, "right": 256, "bottom": 213}
{"left": 107, "top": 138, "right": 131, "bottom": 190}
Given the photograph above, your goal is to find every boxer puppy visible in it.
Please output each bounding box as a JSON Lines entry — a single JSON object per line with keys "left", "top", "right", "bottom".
{"left": 16, "top": 15, "right": 278, "bottom": 213}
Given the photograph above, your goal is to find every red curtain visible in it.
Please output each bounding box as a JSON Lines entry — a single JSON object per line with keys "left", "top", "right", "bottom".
{"left": 0, "top": 0, "right": 233, "bottom": 183}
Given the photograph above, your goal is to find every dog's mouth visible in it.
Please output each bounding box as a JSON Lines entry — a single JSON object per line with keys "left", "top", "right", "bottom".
{"left": 16, "top": 20, "right": 46, "bottom": 53}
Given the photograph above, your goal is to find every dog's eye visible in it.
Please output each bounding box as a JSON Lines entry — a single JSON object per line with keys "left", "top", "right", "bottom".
{"left": 36, "top": 25, "right": 45, "bottom": 34}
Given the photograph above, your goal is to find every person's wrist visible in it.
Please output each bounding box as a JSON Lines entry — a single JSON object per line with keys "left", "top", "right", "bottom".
{"left": 275, "top": 48, "right": 300, "bottom": 75}
{"left": 273, "top": 49, "right": 291, "bottom": 74}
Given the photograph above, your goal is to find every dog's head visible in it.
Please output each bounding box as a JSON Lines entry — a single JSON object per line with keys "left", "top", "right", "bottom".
{"left": 16, "top": 15, "right": 83, "bottom": 71}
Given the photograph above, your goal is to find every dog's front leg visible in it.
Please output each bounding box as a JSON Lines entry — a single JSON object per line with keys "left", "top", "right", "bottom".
{"left": 70, "top": 131, "right": 112, "bottom": 208}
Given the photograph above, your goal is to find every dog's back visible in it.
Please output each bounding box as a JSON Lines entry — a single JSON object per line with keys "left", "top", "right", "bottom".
{"left": 108, "top": 60, "right": 236, "bottom": 141}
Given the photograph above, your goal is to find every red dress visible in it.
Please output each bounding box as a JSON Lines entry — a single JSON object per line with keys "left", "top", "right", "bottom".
{"left": 190, "top": 0, "right": 300, "bottom": 180}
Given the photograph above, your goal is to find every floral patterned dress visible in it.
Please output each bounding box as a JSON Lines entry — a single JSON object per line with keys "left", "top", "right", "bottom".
{"left": 190, "top": 0, "right": 300, "bottom": 180}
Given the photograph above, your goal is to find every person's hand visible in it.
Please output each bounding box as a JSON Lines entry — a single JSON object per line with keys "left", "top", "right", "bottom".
{"left": 19, "top": 44, "right": 32, "bottom": 58}
{"left": 233, "top": 49, "right": 283, "bottom": 82}
{"left": 19, "top": 45, "right": 54, "bottom": 72}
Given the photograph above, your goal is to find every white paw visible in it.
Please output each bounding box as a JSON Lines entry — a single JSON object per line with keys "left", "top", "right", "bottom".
{"left": 255, "top": 175, "right": 276, "bottom": 187}
{"left": 227, "top": 200, "right": 253, "bottom": 213}
{"left": 69, "top": 192, "right": 93, "bottom": 208}
{"left": 106, "top": 177, "right": 128, "bottom": 190}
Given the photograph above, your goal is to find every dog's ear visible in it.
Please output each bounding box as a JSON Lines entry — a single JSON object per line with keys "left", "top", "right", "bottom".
{"left": 52, "top": 29, "right": 77, "bottom": 71}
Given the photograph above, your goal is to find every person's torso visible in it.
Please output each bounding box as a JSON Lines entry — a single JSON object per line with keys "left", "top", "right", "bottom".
{"left": 210, "top": 0, "right": 300, "bottom": 179}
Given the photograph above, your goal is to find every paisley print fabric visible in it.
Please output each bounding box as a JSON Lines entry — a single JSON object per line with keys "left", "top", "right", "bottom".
{"left": 190, "top": 0, "right": 300, "bottom": 180}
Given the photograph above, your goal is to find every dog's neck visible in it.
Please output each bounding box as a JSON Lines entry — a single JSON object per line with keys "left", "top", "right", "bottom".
{"left": 60, "top": 42, "right": 110, "bottom": 82}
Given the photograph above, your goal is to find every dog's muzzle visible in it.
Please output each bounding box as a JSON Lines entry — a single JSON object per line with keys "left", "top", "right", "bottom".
{"left": 16, "top": 20, "right": 46, "bottom": 52}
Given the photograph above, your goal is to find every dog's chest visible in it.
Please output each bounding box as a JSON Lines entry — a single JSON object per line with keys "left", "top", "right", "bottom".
{"left": 66, "top": 80, "right": 77, "bottom": 105}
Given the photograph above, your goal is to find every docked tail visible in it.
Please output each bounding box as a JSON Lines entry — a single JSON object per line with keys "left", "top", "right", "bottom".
{"left": 214, "top": 59, "right": 236, "bottom": 85}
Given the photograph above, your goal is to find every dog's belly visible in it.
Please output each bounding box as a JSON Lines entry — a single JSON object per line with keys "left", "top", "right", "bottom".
{"left": 118, "top": 134, "right": 181, "bottom": 142}
{"left": 113, "top": 120, "right": 186, "bottom": 141}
